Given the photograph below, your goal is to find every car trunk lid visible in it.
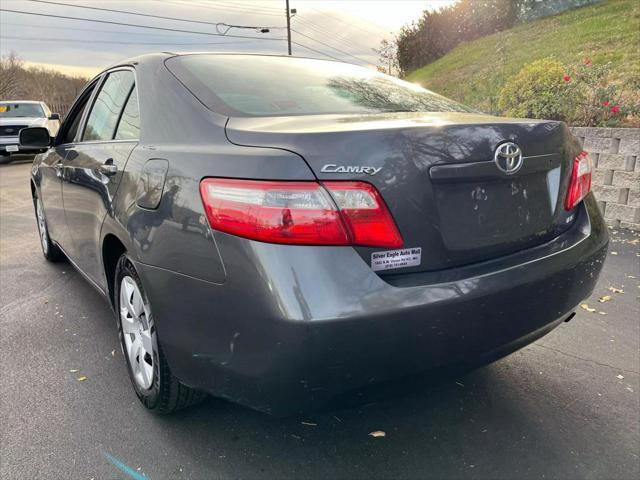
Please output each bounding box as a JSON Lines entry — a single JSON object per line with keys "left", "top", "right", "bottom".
{"left": 225, "top": 112, "right": 578, "bottom": 273}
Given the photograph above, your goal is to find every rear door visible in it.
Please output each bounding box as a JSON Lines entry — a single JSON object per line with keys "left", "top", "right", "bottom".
{"left": 62, "top": 69, "right": 140, "bottom": 286}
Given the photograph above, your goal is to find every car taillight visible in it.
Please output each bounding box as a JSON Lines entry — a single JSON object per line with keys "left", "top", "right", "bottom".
{"left": 199, "top": 178, "right": 403, "bottom": 248}
{"left": 564, "top": 150, "right": 592, "bottom": 211}
{"left": 323, "top": 181, "right": 403, "bottom": 248}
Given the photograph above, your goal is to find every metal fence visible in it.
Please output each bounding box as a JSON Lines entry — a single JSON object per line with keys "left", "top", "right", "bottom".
{"left": 48, "top": 103, "right": 72, "bottom": 119}
{"left": 517, "top": 0, "right": 600, "bottom": 22}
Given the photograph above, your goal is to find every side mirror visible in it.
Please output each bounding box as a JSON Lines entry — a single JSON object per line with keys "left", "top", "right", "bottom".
{"left": 19, "top": 127, "right": 51, "bottom": 148}
{"left": 49, "top": 113, "right": 61, "bottom": 121}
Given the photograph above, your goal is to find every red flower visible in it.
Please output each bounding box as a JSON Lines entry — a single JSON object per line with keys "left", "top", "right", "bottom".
{"left": 610, "top": 106, "right": 620, "bottom": 114}
{"left": 602, "top": 101, "right": 610, "bottom": 107}
{"left": 563, "top": 74, "right": 571, "bottom": 82}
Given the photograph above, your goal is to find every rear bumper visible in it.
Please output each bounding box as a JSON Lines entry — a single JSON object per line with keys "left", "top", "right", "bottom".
{"left": 136, "top": 195, "right": 608, "bottom": 415}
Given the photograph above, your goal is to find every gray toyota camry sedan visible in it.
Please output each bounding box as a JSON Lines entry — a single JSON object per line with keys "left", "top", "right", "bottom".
{"left": 22, "top": 53, "right": 608, "bottom": 415}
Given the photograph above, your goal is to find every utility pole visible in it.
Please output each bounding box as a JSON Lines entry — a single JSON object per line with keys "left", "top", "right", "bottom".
{"left": 285, "top": 0, "right": 292, "bottom": 55}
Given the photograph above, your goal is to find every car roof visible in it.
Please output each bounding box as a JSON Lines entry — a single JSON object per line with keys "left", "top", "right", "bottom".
{"left": 0, "top": 100, "right": 44, "bottom": 104}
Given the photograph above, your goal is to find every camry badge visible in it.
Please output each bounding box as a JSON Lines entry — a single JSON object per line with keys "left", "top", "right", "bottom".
{"left": 321, "top": 164, "right": 382, "bottom": 175}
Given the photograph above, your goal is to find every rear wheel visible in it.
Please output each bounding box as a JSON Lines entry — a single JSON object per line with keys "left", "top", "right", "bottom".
{"left": 115, "top": 255, "right": 205, "bottom": 413}
{"left": 34, "top": 192, "right": 64, "bottom": 261}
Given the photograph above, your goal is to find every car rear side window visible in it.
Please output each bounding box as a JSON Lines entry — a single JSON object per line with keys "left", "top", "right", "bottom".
{"left": 114, "top": 86, "right": 140, "bottom": 140}
{"left": 83, "top": 70, "right": 135, "bottom": 141}
{"left": 166, "top": 54, "right": 474, "bottom": 117}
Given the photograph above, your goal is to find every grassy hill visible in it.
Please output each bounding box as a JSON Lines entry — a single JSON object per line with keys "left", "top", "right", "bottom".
{"left": 406, "top": 0, "right": 640, "bottom": 114}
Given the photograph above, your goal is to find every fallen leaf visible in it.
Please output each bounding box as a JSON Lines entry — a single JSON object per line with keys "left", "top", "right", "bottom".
{"left": 610, "top": 252, "right": 618, "bottom": 255}
{"left": 69, "top": 369, "right": 79, "bottom": 373}
{"left": 598, "top": 295, "right": 612, "bottom": 303}
{"left": 580, "top": 303, "right": 596, "bottom": 313}
{"left": 369, "top": 431, "right": 386, "bottom": 438}
{"left": 608, "top": 287, "right": 624, "bottom": 294}
{"left": 301, "top": 421, "right": 317, "bottom": 426}
{"left": 617, "top": 374, "right": 624, "bottom": 380}
{"left": 598, "top": 311, "right": 608, "bottom": 316}
{"left": 77, "top": 376, "right": 87, "bottom": 381}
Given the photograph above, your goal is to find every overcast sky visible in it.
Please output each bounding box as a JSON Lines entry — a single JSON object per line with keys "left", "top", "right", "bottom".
{"left": 0, "top": 0, "right": 455, "bottom": 76}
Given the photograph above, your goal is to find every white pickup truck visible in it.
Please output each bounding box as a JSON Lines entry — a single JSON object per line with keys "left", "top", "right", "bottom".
{"left": 0, "top": 101, "right": 61, "bottom": 162}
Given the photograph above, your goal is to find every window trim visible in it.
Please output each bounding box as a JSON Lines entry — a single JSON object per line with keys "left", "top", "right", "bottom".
{"left": 113, "top": 84, "right": 139, "bottom": 141}
{"left": 53, "top": 77, "right": 102, "bottom": 147}
{"left": 79, "top": 66, "right": 140, "bottom": 145}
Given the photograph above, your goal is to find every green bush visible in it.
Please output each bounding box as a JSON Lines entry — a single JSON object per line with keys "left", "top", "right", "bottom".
{"left": 564, "top": 60, "right": 640, "bottom": 126}
{"left": 498, "top": 57, "right": 640, "bottom": 126}
{"left": 497, "top": 58, "right": 573, "bottom": 120}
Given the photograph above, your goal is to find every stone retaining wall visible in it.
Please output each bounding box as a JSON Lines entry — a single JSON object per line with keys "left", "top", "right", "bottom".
{"left": 570, "top": 127, "right": 640, "bottom": 231}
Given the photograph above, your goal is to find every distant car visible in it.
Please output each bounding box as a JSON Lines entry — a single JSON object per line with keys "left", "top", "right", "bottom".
{"left": 0, "top": 101, "right": 60, "bottom": 161}
{"left": 22, "top": 53, "right": 608, "bottom": 416}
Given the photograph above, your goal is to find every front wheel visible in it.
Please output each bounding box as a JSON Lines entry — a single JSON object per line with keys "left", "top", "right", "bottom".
{"left": 115, "top": 255, "right": 205, "bottom": 413}
{"left": 34, "top": 193, "right": 63, "bottom": 261}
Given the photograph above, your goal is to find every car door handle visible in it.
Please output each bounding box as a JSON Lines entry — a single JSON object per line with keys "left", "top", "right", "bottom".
{"left": 99, "top": 159, "right": 117, "bottom": 176}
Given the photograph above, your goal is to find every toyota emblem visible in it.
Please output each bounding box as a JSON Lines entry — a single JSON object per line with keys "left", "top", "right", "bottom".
{"left": 494, "top": 142, "right": 523, "bottom": 175}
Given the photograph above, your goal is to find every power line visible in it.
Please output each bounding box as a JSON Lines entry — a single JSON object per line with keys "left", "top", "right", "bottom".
{"left": 0, "top": 9, "right": 287, "bottom": 41}
{"left": 290, "top": 28, "right": 375, "bottom": 66}
{"left": 290, "top": 41, "right": 344, "bottom": 63}
{"left": 1, "top": 5, "right": 369, "bottom": 64}
{"left": 308, "top": 7, "right": 388, "bottom": 36}
{"left": 285, "top": 0, "right": 292, "bottom": 55}
{"left": 294, "top": 15, "right": 376, "bottom": 51}
{"left": 0, "top": 9, "right": 351, "bottom": 63}
{"left": 155, "top": 0, "right": 284, "bottom": 17}
{"left": 0, "top": 21, "right": 221, "bottom": 38}
{"left": 333, "top": 9, "right": 390, "bottom": 32}
{"left": 0, "top": 35, "right": 260, "bottom": 46}
{"left": 22, "top": 0, "right": 285, "bottom": 31}
{"left": 199, "top": 0, "right": 282, "bottom": 14}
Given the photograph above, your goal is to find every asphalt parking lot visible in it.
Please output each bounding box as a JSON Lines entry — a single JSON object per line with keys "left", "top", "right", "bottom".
{"left": 1, "top": 160, "right": 638, "bottom": 480}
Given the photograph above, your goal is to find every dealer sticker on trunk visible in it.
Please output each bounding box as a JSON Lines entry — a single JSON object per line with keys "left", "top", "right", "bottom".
{"left": 371, "top": 247, "right": 422, "bottom": 272}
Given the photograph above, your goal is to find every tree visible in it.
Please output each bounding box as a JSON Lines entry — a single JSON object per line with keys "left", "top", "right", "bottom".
{"left": 0, "top": 52, "right": 89, "bottom": 116}
{"left": 0, "top": 53, "right": 24, "bottom": 98}
{"left": 374, "top": 39, "right": 399, "bottom": 77}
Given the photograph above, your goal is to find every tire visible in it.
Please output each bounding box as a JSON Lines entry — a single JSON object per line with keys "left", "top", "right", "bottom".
{"left": 34, "top": 192, "right": 64, "bottom": 262}
{"left": 114, "top": 254, "right": 206, "bottom": 414}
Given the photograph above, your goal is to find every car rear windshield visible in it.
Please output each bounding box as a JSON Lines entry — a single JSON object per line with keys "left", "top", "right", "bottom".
{"left": 0, "top": 103, "right": 44, "bottom": 118}
{"left": 166, "top": 55, "right": 474, "bottom": 117}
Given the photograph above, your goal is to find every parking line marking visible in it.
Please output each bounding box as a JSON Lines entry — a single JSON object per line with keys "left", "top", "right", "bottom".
{"left": 102, "top": 451, "right": 148, "bottom": 480}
